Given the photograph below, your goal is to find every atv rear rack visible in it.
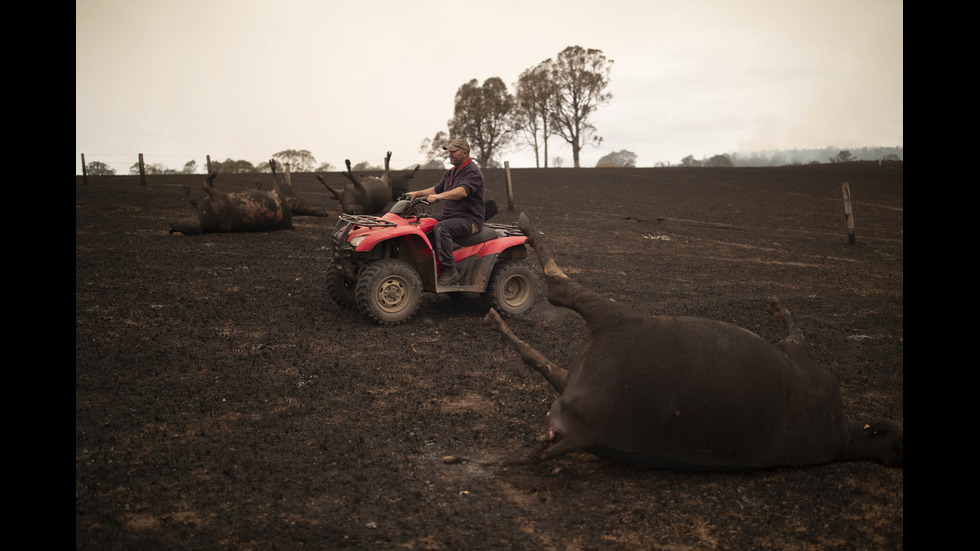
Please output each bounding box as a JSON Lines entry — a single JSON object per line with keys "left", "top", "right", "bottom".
{"left": 484, "top": 222, "right": 526, "bottom": 237}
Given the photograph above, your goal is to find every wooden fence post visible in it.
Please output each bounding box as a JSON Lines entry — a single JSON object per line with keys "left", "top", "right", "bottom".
{"left": 81, "top": 153, "right": 88, "bottom": 185}
{"left": 206, "top": 155, "right": 212, "bottom": 174}
{"left": 504, "top": 161, "right": 514, "bottom": 211}
{"left": 138, "top": 153, "right": 147, "bottom": 186}
{"left": 842, "top": 182, "right": 856, "bottom": 245}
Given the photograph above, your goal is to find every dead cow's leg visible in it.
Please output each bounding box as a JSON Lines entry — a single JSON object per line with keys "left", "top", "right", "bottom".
{"left": 517, "top": 213, "right": 568, "bottom": 283}
{"left": 517, "top": 213, "right": 627, "bottom": 325}
{"left": 316, "top": 174, "right": 342, "bottom": 201}
{"left": 484, "top": 308, "right": 568, "bottom": 393}
{"left": 768, "top": 297, "right": 804, "bottom": 346}
{"left": 182, "top": 184, "right": 201, "bottom": 209}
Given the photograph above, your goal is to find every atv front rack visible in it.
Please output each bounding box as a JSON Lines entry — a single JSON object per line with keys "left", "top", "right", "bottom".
{"left": 332, "top": 215, "right": 398, "bottom": 258}
{"left": 337, "top": 214, "right": 397, "bottom": 228}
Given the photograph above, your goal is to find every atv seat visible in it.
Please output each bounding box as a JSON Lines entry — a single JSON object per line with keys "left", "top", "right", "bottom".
{"left": 453, "top": 225, "right": 498, "bottom": 249}
{"left": 451, "top": 200, "right": 501, "bottom": 249}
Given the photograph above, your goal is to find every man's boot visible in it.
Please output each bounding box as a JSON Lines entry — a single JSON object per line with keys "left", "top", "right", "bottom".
{"left": 438, "top": 266, "right": 460, "bottom": 286}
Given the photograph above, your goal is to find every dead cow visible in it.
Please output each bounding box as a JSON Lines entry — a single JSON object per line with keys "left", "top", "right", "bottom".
{"left": 485, "top": 213, "right": 903, "bottom": 471}
{"left": 318, "top": 151, "right": 393, "bottom": 215}
{"left": 270, "top": 161, "right": 335, "bottom": 217}
{"left": 389, "top": 163, "right": 420, "bottom": 198}
{"left": 169, "top": 169, "right": 292, "bottom": 235}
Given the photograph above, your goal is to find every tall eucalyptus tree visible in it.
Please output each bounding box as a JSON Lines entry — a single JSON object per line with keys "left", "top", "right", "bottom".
{"left": 448, "top": 77, "right": 514, "bottom": 168}
{"left": 549, "top": 46, "right": 613, "bottom": 168}
{"left": 513, "top": 60, "right": 558, "bottom": 168}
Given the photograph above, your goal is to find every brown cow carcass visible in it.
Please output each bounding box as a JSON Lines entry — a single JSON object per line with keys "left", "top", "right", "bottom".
{"left": 169, "top": 161, "right": 335, "bottom": 235}
{"left": 318, "top": 151, "right": 395, "bottom": 215}
{"left": 485, "top": 213, "right": 903, "bottom": 471}
{"left": 170, "top": 170, "right": 292, "bottom": 235}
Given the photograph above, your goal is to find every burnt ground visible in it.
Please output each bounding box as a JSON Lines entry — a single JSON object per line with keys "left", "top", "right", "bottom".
{"left": 76, "top": 162, "right": 903, "bottom": 550}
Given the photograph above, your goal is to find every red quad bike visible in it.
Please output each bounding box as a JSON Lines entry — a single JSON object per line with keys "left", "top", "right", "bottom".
{"left": 326, "top": 196, "right": 538, "bottom": 325}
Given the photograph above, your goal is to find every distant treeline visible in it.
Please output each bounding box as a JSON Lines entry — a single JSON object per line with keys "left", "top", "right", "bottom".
{"left": 606, "top": 146, "right": 903, "bottom": 168}
{"left": 723, "top": 146, "right": 903, "bottom": 167}
{"left": 78, "top": 145, "right": 903, "bottom": 176}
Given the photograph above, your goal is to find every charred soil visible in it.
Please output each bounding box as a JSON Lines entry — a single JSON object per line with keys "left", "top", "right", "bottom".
{"left": 76, "top": 162, "right": 903, "bottom": 550}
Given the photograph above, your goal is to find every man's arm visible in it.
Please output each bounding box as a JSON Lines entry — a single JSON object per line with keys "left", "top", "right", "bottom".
{"left": 426, "top": 185, "right": 468, "bottom": 203}
{"left": 407, "top": 186, "right": 436, "bottom": 199}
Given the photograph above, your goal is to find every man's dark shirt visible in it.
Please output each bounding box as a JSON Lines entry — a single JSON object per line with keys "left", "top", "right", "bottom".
{"left": 434, "top": 158, "right": 485, "bottom": 229}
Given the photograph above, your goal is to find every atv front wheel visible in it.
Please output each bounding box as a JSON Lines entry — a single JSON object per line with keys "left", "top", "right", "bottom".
{"left": 355, "top": 259, "right": 423, "bottom": 325}
{"left": 484, "top": 259, "right": 537, "bottom": 316}
{"left": 325, "top": 264, "right": 356, "bottom": 308}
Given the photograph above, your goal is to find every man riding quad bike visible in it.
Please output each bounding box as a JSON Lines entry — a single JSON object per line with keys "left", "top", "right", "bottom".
{"left": 326, "top": 196, "right": 537, "bottom": 325}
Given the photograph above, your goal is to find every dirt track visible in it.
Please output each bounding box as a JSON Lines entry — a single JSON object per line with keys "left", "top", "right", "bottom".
{"left": 76, "top": 162, "right": 903, "bottom": 550}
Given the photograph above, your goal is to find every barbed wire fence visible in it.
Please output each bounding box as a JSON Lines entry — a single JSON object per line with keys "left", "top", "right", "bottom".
{"left": 76, "top": 152, "right": 434, "bottom": 178}
{"left": 77, "top": 153, "right": 208, "bottom": 174}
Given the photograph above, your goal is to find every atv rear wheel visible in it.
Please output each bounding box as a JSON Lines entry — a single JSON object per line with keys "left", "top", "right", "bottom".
{"left": 325, "top": 264, "right": 356, "bottom": 308}
{"left": 484, "top": 259, "right": 537, "bottom": 316}
{"left": 355, "top": 259, "right": 423, "bottom": 325}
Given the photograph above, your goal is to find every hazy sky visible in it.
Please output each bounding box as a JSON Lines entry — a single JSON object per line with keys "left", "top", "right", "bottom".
{"left": 76, "top": 0, "right": 903, "bottom": 173}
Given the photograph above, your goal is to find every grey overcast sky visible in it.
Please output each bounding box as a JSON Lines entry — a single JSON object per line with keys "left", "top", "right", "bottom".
{"left": 75, "top": 0, "right": 903, "bottom": 173}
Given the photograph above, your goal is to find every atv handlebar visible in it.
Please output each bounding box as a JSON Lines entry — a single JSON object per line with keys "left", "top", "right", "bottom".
{"left": 388, "top": 196, "right": 432, "bottom": 217}
{"left": 399, "top": 193, "right": 430, "bottom": 206}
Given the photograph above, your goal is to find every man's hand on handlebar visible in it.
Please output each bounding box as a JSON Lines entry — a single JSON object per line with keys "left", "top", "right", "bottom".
{"left": 400, "top": 193, "right": 431, "bottom": 205}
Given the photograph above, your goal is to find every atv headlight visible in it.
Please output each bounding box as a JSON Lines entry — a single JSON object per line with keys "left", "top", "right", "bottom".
{"left": 349, "top": 236, "right": 366, "bottom": 249}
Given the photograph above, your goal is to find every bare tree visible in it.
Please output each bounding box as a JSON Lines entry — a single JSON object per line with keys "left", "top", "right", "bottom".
{"left": 549, "top": 46, "right": 613, "bottom": 168}
{"left": 705, "top": 154, "right": 733, "bottom": 167}
{"left": 448, "top": 77, "right": 514, "bottom": 167}
{"left": 680, "top": 155, "right": 702, "bottom": 167}
{"left": 271, "top": 149, "right": 318, "bottom": 172}
{"left": 213, "top": 159, "right": 258, "bottom": 173}
{"left": 513, "top": 60, "right": 558, "bottom": 168}
{"left": 596, "top": 150, "right": 637, "bottom": 167}
{"left": 419, "top": 131, "right": 450, "bottom": 167}
{"left": 130, "top": 162, "right": 176, "bottom": 175}
{"left": 85, "top": 161, "right": 116, "bottom": 176}
{"left": 351, "top": 160, "right": 381, "bottom": 172}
